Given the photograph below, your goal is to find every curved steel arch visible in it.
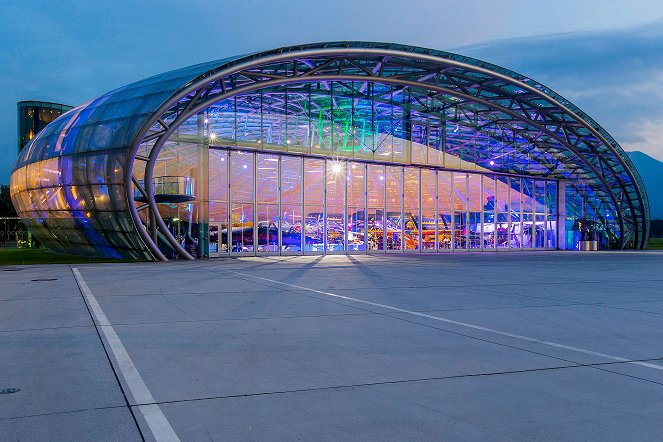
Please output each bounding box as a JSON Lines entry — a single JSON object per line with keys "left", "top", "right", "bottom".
{"left": 136, "top": 75, "right": 627, "bottom": 258}
{"left": 126, "top": 45, "right": 648, "bottom": 260}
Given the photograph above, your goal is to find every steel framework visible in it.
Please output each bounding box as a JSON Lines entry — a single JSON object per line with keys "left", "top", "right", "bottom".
{"left": 10, "top": 42, "right": 648, "bottom": 260}
{"left": 127, "top": 43, "right": 648, "bottom": 260}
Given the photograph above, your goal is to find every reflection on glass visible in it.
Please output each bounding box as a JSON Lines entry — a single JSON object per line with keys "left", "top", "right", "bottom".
{"left": 404, "top": 168, "right": 419, "bottom": 250}
{"left": 231, "top": 202, "right": 254, "bottom": 252}
{"left": 281, "top": 156, "right": 302, "bottom": 251}
{"left": 421, "top": 169, "right": 436, "bottom": 250}
{"left": 230, "top": 152, "right": 254, "bottom": 253}
{"left": 453, "top": 172, "right": 467, "bottom": 249}
{"left": 386, "top": 166, "right": 402, "bottom": 250}
{"left": 304, "top": 158, "right": 324, "bottom": 251}
{"left": 546, "top": 181, "right": 558, "bottom": 248}
{"left": 438, "top": 171, "right": 452, "bottom": 249}
{"left": 326, "top": 159, "right": 345, "bottom": 251}
{"left": 257, "top": 154, "right": 279, "bottom": 252}
{"left": 367, "top": 164, "right": 384, "bottom": 250}
{"left": 468, "top": 174, "right": 482, "bottom": 249}
{"left": 483, "top": 175, "right": 496, "bottom": 249}
{"left": 510, "top": 178, "right": 522, "bottom": 248}
{"left": 348, "top": 162, "right": 365, "bottom": 251}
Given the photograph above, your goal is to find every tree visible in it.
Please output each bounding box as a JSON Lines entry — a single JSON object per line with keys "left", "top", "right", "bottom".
{"left": 0, "top": 184, "right": 18, "bottom": 217}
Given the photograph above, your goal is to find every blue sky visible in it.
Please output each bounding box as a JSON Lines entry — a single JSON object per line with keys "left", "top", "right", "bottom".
{"left": 2, "top": 0, "right": 663, "bottom": 182}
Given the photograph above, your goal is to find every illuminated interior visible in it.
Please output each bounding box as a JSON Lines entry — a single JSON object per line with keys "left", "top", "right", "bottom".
{"left": 9, "top": 42, "right": 649, "bottom": 260}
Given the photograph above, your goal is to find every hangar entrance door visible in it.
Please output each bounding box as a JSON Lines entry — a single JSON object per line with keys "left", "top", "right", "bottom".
{"left": 208, "top": 222, "right": 229, "bottom": 257}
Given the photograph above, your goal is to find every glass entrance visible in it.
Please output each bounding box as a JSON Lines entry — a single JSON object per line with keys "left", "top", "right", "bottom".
{"left": 206, "top": 148, "right": 561, "bottom": 257}
{"left": 208, "top": 222, "right": 229, "bottom": 257}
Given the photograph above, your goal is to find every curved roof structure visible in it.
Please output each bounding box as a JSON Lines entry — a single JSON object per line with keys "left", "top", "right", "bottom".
{"left": 10, "top": 42, "right": 649, "bottom": 260}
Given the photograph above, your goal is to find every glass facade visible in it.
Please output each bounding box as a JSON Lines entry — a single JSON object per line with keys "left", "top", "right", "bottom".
{"left": 9, "top": 42, "right": 649, "bottom": 260}
{"left": 17, "top": 101, "right": 73, "bottom": 152}
{"left": 199, "top": 148, "right": 559, "bottom": 257}
{"left": 10, "top": 60, "right": 227, "bottom": 259}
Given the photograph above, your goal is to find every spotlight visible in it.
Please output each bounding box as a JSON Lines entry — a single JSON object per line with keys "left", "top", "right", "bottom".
{"left": 489, "top": 160, "right": 495, "bottom": 166}
{"left": 331, "top": 162, "right": 343, "bottom": 174}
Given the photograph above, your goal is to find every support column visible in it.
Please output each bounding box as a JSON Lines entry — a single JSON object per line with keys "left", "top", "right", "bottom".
{"left": 197, "top": 113, "right": 210, "bottom": 258}
{"left": 557, "top": 181, "right": 566, "bottom": 250}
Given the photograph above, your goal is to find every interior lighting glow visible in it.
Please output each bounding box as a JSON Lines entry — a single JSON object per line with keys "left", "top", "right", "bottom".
{"left": 330, "top": 160, "right": 344, "bottom": 175}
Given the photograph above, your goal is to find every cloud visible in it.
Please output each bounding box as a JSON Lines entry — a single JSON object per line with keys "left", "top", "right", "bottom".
{"left": 2, "top": 4, "right": 663, "bottom": 184}
{"left": 455, "top": 20, "right": 663, "bottom": 161}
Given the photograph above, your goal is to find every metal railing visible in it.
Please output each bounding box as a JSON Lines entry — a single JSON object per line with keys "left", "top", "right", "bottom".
{"left": 135, "top": 176, "right": 195, "bottom": 200}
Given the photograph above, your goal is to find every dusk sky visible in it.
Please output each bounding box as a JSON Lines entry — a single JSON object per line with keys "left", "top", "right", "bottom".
{"left": 2, "top": 0, "right": 663, "bottom": 183}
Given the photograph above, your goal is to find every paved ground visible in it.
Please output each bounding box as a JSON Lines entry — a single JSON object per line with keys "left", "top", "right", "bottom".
{"left": 2, "top": 251, "right": 663, "bottom": 441}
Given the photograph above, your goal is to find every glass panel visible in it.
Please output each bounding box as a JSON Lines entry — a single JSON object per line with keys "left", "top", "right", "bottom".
{"left": 209, "top": 201, "right": 229, "bottom": 254}
{"left": 281, "top": 156, "right": 302, "bottom": 251}
{"left": 256, "top": 153, "right": 279, "bottom": 252}
{"left": 304, "top": 158, "right": 324, "bottom": 252}
{"left": 522, "top": 178, "right": 534, "bottom": 213}
{"left": 230, "top": 151, "right": 254, "bottom": 253}
{"left": 403, "top": 168, "right": 419, "bottom": 250}
{"left": 452, "top": 172, "right": 467, "bottom": 249}
{"left": 348, "top": 162, "right": 365, "bottom": 251}
{"left": 438, "top": 171, "right": 452, "bottom": 249}
{"left": 421, "top": 169, "right": 436, "bottom": 250}
{"left": 482, "top": 175, "right": 496, "bottom": 249}
{"left": 230, "top": 151, "right": 254, "bottom": 202}
{"left": 256, "top": 153, "right": 278, "bottom": 203}
{"left": 348, "top": 207, "right": 365, "bottom": 251}
{"left": 535, "top": 180, "right": 546, "bottom": 213}
{"left": 510, "top": 178, "right": 522, "bottom": 248}
{"left": 546, "top": 181, "right": 558, "bottom": 248}
{"left": 535, "top": 213, "right": 546, "bottom": 248}
{"left": 231, "top": 202, "right": 254, "bottom": 252}
{"left": 326, "top": 160, "right": 345, "bottom": 251}
{"left": 282, "top": 205, "right": 302, "bottom": 251}
{"left": 495, "top": 176, "right": 509, "bottom": 249}
{"left": 367, "top": 164, "right": 384, "bottom": 251}
{"left": 468, "top": 174, "right": 482, "bottom": 249}
{"left": 208, "top": 224, "right": 219, "bottom": 255}
{"left": 385, "top": 166, "right": 402, "bottom": 250}
{"left": 209, "top": 150, "right": 228, "bottom": 201}
{"left": 256, "top": 204, "right": 279, "bottom": 252}
{"left": 523, "top": 213, "right": 534, "bottom": 248}
{"left": 348, "top": 163, "right": 365, "bottom": 207}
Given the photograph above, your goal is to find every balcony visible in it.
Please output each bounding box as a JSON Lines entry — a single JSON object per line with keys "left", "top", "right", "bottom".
{"left": 134, "top": 176, "right": 195, "bottom": 204}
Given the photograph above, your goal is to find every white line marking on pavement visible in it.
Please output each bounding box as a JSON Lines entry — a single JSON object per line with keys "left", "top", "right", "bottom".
{"left": 72, "top": 268, "right": 180, "bottom": 442}
{"left": 228, "top": 270, "right": 663, "bottom": 372}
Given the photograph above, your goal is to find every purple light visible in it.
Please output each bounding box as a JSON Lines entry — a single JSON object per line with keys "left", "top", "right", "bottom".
{"left": 489, "top": 160, "right": 495, "bottom": 166}
{"left": 243, "top": 164, "right": 247, "bottom": 169}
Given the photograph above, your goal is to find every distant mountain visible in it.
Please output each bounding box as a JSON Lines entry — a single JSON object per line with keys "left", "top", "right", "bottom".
{"left": 627, "top": 151, "right": 663, "bottom": 219}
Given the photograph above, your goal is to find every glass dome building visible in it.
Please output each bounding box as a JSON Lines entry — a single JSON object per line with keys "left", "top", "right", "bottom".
{"left": 10, "top": 42, "right": 649, "bottom": 260}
